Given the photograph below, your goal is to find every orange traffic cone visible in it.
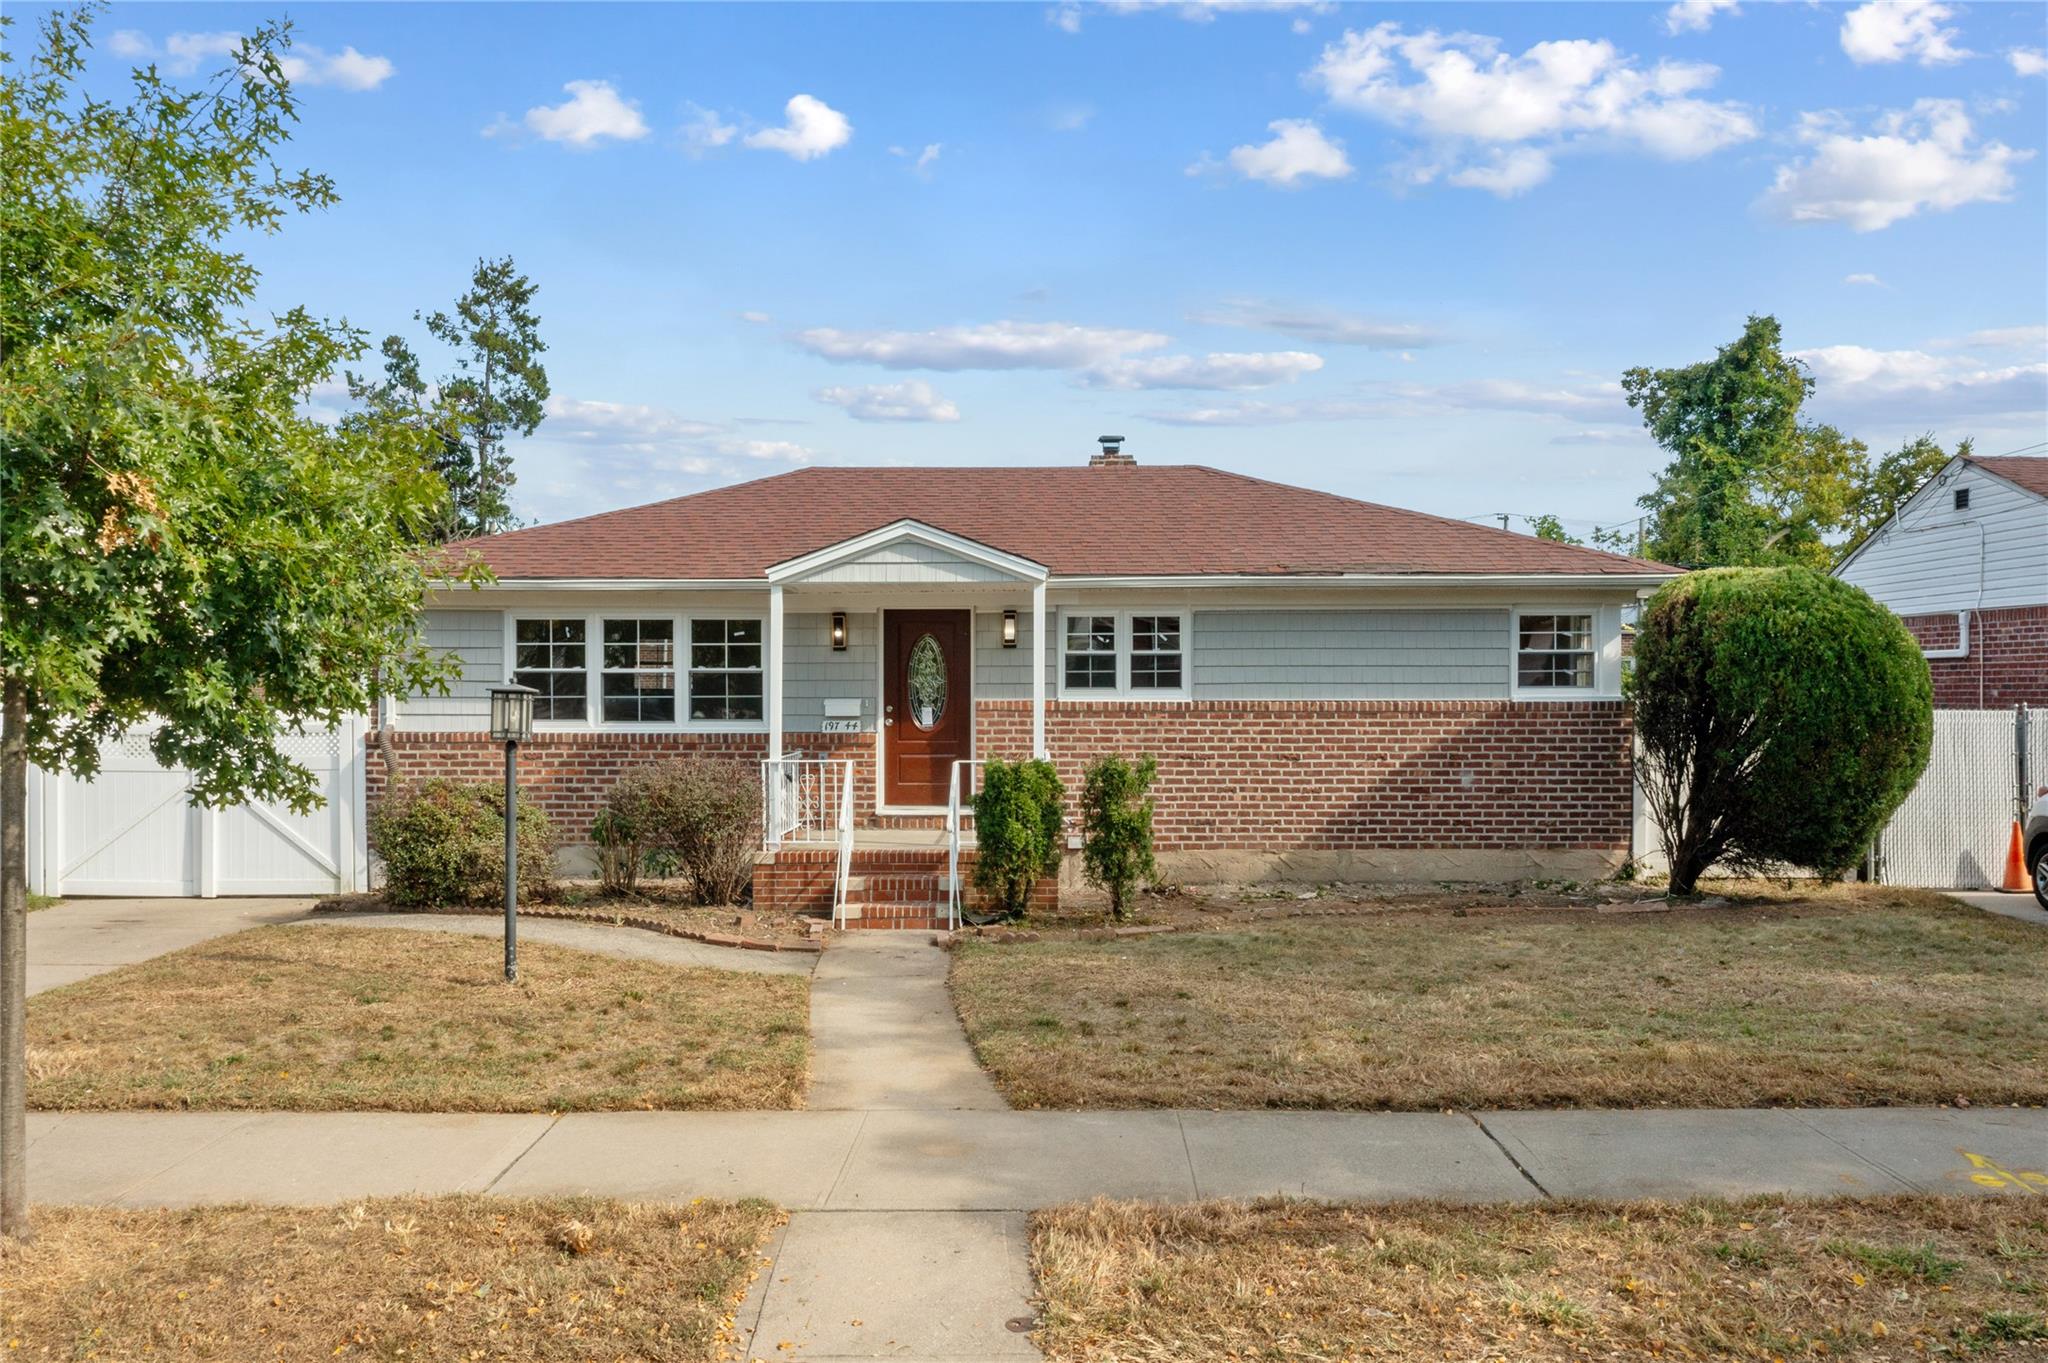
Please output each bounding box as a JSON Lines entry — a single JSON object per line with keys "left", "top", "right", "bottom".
{"left": 2000, "top": 819, "right": 2029, "bottom": 893}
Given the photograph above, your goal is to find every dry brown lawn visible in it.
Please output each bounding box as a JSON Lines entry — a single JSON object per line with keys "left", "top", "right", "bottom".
{"left": 28, "top": 925, "right": 808, "bottom": 1111}
{"left": 952, "top": 886, "right": 2048, "bottom": 1109}
{"left": 1, "top": 1195, "right": 780, "bottom": 1361}
{"left": 1033, "top": 1196, "right": 2048, "bottom": 1362}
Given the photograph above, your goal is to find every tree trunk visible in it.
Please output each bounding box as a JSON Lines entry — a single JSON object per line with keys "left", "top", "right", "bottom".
{"left": 1, "top": 677, "right": 31, "bottom": 1241}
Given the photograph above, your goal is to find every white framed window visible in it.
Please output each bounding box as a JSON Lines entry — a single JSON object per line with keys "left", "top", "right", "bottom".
{"left": 688, "top": 617, "right": 765, "bottom": 722}
{"left": 511, "top": 617, "right": 589, "bottom": 721}
{"left": 1514, "top": 611, "right": 1596, "bottom": 692}
{"left": 1063, "top": 614, "right": 1119, "bottom": 691}
{"left": 1057, "top": 610, "right": 1191, "bottom": 699}
{"left": 600, "top": 617, "right": 676, "bottom": 723}
{"left": 1130, "top": 614, "right": 1183, "bottom": 691}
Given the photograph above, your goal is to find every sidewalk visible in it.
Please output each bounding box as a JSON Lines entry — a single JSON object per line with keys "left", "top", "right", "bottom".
{"left": 26, "top": 1104, "right": 2045, "bottom": 1209}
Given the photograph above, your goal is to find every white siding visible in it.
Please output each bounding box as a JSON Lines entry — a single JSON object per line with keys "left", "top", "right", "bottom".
{"left": 804, "top": 539, "right": 1015, "bottom": 584}
{"left": 1193, "top": 609, "right": 1510, "bottom": 699}
{"left": 1837, "top": 462, "right": 2048, "bottom": 616}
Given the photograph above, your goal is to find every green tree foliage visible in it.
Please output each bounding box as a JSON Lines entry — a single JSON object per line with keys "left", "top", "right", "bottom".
{"left": 1840, "top": 434, "right": 1970, "bottom": 558}
{"left": 352, "top": 259, "right": 549, "bottom": 539}
{"left": 1526, "top": 514, "right": 1582, "bottom": 545}
{"left": 1632, "top": 568, "right": 1932, "bottom": 895}
{"left": 1624, "top": 316, "right": 1969, "bottom": 571}
{"left": 1080, "top": 755, "right": 1159, "bottom": 921}
{"left": 971, "top": 759, "right": 1066, "bottom": 919}
{"left": 0, "top": 7, "right": 473, "bottom": 1234}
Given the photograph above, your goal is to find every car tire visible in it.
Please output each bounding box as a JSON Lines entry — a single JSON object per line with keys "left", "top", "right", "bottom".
{"left": 2035, "top": 845, "right": 2048, "bottom": 912}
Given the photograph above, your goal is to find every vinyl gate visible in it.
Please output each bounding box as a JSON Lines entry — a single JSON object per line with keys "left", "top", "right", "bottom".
{"left": 1873, "top": 707, "right": 2045, "bottom": 889}
{"left": 24, "top": 721, "right": 368, "bottom": 898}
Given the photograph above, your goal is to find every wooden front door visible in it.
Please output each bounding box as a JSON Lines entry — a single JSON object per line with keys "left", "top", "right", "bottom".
{"left": 883, "top": 609, "right": 972, "bottom": 807}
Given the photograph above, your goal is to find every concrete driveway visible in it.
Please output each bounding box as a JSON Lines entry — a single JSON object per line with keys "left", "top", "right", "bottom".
{"left": 25, "top": 897, "right": 319, "bottom": 996}
{"left": 1946, "top": 889, "right": 2048, "bottom": 926}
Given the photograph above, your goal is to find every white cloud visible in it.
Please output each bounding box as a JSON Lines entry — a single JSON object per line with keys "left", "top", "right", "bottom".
{"left": 716, "top": 438, "right": 813, "bottom": 463}
{"left": 1932, "top": 325, "right": 2048, "bottom": 351}
{"left": 1310, "top": 23, "right": 1756, "bottom": 191}
{"left": 1759, "top": 100, "right": 2029, "bottom": 232}
{"left": 816, "top": 380, "right": 962, "bottom": 423}
{"left": 682, "top": 104, "right": 738, "bottom": 154}
{"left": 1046, "top": 101, "right": 1095, "bottom": 133}
{"left": 737, "top": 310, "right": 773, "bottom": 325}
{"left": 110, "top": 29, "right": 394, "bottom": 89}
{"left": 1665, "top": 0, "right": 1739, "bottom": 35}
{"left": 1447, "top": 147, "right": 1554, "bottom": 196}
{"left": 1078, "top": 351, "right": 1325, "bottom": 390}
{"left": 1142, "top": 375, "right": 1632, "bottom": 426}
{"left": 2011, "top": 48, "right": 2048, "bottom": 77}
{"left": 743, "top": 94, "right": 852, "bottom": 161}
{"left": 523, "top": 80, "right": 648, "bottom": 147}
{"left": 891, "top": 143, "right": 943, "bottom": 177}
{"left": 1048, "top": 4, "right": 1084, "bottom": 34}
{"left": 1145, "top": 398, "right": 1375, "bottom": 426}
{"left": 1192, "top": 301, "right": 1446, "bottom": 349}
{"left": 1795, "top": 343, "right": 2048, "bottom": 423}
{"left": 795, "top": 320, "right": 1169, "bottom": 370}
{"left": 1197, "top": 119, "right": 1353, "bottom": 187}
{"left": 543, "top": 396, "right": 723, "bottom": 448}
{"left": 1844, "top": 272, "right": 1886, "bottom": 286}
{"left": 1840, "top": 0, "right": 1969, "bottom": 65}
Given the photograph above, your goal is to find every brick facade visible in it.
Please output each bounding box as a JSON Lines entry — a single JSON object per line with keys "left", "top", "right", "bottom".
{"left": 370, "top": 697, "right": 1635, "bottom": 902}
{"left": 978, "top": 698, "right": 1634, "bottom": 853}
{"left": 1900, "top": 605, "right": 2048, "bottom": 709}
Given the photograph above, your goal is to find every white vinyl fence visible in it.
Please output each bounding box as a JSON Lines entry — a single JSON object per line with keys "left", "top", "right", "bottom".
{"left": 1873, "top": 707, "right": 2045, "bottom": 889}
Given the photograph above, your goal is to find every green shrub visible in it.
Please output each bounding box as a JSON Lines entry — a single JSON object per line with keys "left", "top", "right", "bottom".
{"left": 1632, "top": 566, "right": 1933, "bottom": 894}
{"left": 369, "top": 778, "right": 555, "bottom": 907}
{"left": 1080, "top": 754, "right": 1158, "bottom": 921}
{"left": 590, "top": 807, "right": 642, "bottom": 896}
{"left": 609, "top": 759, "right": 760, "bottom": 905}
{"left": 971, "top": 758, "right": 1067, "bottom": 919}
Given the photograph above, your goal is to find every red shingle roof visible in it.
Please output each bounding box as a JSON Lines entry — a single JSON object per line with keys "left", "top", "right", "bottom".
{"left": 452, "top": 465, "right": 1673, "bottom": 580}
{"left": 1968, "top": 455, "right": 2048, "bottom": 499}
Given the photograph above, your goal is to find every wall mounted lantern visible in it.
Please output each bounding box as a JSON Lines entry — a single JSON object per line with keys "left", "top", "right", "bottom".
{"left": 831, "top": 611, "right": 848, "bottom": 651}
{"left": 487, "top": 683, "right": 538, "bottom": 982}
{"left": 1001, "top": 609, "right": 1018, "bottom": 648}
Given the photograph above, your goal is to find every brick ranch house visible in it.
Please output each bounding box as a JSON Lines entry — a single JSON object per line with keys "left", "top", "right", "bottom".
{"left": 1835, "top": 453, "right": 2048, "bottom": 710}
{"left": 378, "top": 445, "right": 1679, "bottom": 925}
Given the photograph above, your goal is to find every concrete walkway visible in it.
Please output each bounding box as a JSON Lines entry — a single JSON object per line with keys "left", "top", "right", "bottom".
{"left": 306, "top": 911, "right": 816, "bottom": 976}
{"left": 26, "top": 1105, "right": 2046, "bottom": 1211}
{"left": 808, "top": 933, "right": 1005, "bottom": 1109}
{"left": 25, "top": 896, "right": 316, "bottom": 995}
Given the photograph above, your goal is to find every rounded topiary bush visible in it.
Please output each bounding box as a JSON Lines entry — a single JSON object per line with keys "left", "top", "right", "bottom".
{"left": 369, "top": 778, "right": 556, "bottom": 907}
{"left": 1632, "top": 566, "right": 1933, "bottom": 894}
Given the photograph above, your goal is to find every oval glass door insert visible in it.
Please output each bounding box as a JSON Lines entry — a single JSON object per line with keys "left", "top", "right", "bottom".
{"left": 908, "top": 633, "right": 947, "bottom": 729}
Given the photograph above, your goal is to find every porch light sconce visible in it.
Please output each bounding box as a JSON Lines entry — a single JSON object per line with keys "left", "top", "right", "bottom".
{"left": 831, "top": 611, "right": 848, "bottom": 651}
{"left": 487, "top": 683, "right": 538, "bottom": 982}
{"left": 1001, "top": 609, "right": 1018, "bottom": 648}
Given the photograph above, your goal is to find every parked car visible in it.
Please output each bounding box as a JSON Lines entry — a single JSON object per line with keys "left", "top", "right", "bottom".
{"left": 2028, "top": 787, "right": 2048, "bottom": 911}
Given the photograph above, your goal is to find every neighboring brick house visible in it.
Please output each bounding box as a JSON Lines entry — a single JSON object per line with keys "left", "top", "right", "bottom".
{"left": 384, "top": 444, "right": 1677, "bottom": 924}
{"left": 1835, "top": 454, "right": 2048, "bottom": 710}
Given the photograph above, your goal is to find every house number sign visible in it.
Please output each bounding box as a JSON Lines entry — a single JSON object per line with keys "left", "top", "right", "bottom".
{"left": 821, "top": 718, "right": 862, "bottom": 733}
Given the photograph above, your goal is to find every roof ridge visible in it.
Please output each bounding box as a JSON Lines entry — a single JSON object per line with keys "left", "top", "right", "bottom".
{"left": 1186, "top": 464, "right": 1673, "bottom": 574}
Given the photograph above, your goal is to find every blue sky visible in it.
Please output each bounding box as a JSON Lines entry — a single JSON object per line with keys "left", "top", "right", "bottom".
{"left": 61, "top": 0, "right": 2048, "bottom": 538}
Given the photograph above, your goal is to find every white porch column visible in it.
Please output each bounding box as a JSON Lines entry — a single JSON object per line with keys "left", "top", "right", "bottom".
{"left": 1031, "top": 579, "right": 1048, "bottom": 758}
{"left": 766, "top": 584, "right": 784, "bottom": 762}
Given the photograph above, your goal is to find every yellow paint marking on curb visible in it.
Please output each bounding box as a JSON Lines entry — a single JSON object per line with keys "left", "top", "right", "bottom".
{"left": 1960, "top": 1150, "right": 2047, "bottom": 1194}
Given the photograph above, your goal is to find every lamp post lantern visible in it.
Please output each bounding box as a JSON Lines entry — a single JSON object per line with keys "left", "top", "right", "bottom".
{"left": 488, "top": 684, "right": 538, "bottom": 982}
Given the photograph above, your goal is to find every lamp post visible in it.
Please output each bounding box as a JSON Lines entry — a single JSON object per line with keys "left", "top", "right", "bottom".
{"left": 488, "top": 684, "right": 537, "bottom": 983}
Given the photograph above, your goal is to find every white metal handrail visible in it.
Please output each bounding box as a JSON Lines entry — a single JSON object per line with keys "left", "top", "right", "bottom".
{"left": 762, "top": 755, "right": 859, "bottom": 926}
{"left": 832, "top": 759, "right": 855, "bottom": 927}
{"left": 945, "top": 758, "right": 987, "bottom": 930}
